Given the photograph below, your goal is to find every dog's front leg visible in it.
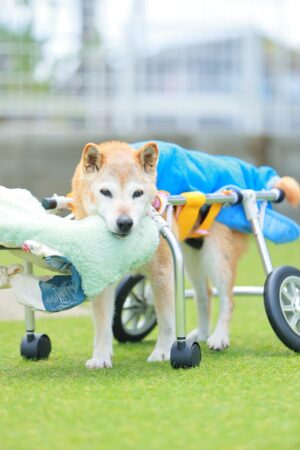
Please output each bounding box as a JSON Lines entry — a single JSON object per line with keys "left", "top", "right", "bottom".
{"left": 85, "top": 284, "right": 115, "bottom": 369}
{"left": 145, "top": 240, "right": 175, "bottom": 362}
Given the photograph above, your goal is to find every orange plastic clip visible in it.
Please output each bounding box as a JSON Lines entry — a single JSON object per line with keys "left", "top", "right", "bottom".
{"left": 66, "top": 192, "right": 75, "bottom": 212}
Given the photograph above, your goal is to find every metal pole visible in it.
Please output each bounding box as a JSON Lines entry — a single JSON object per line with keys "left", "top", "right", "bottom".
{"left": 24, "top": 261, "right": 35, "bottom": 333}
{"left": 148, "top": 208, "right": 186, "bottom": 339}
{"left": 167, "top": 189, "right": 280, "bottom": 206}
{"left": 160, "top": 227, "right": 186, "bottom": 339}
{"left": 185, "top": 286, "right": 264, "bottom": 298}
{"left": 242, "top": 190, "right": 273, "bottom": 275}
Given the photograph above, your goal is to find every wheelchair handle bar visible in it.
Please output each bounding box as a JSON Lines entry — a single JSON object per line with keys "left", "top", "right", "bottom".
{"left": 42, "top": 195, "right": 73, "bottom": 210}
{"left": 166, "top": 188, "right": 285, "bottom": 206}
{"left": 41, "top": 188, "right": 285, "bottom": 211}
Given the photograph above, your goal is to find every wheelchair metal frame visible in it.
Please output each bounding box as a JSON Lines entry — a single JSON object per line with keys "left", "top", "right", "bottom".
{"left": 148, "top": 188, "right": 283, "bottom": 347}
{"left": 0, "top": 187, "right": 287, "bottom": 363}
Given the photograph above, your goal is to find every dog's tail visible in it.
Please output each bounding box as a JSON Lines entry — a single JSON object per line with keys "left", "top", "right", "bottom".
{"left": 275, "top": 177, "right": 300, "bottom": 208}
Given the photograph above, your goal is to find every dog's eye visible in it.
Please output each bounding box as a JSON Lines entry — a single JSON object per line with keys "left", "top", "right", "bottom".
{"left": 133, "top": 190, "right": 144, "bottom": 198}
{"left": 100, "top": 189, "right": 113, "bottom": 198}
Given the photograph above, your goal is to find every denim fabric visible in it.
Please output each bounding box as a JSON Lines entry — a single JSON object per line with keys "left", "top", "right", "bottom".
{"left": 39, "top": 262, "right": 85, "bottom": 312}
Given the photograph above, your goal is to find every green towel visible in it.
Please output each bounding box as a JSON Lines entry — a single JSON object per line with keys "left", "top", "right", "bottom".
{"left": 0, "top": 186, "right": 159, "bottom": 298}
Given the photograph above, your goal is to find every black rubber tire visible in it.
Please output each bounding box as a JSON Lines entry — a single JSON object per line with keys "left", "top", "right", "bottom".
{"left": 113, "top": 274, "right": 157, "bottom": 342}
{"left": 264, "top": 265, "right": 300, "bottom": 352}
{"left": 170, "top": 340, "right": 201, "bottom": 369}
{"left": 20, "top": 333, "right": 52, "bottom": 360}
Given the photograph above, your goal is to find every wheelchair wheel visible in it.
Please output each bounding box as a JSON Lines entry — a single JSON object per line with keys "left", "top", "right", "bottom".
{"left": 113, "top": 274, "right": 157, "bottom": 342}
{"left": 20, "top": 333, "right": 51, "bottom": 360}
{"left": 264, "top": 265, "right": 300, "bottom": 352}
{"left": 170, "top": 340, "right": 201, "bottom": 369}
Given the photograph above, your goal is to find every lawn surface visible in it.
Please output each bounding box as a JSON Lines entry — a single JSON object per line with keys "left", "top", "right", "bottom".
{"left": 0, "top": 238, "right": 300, "bottom": 450}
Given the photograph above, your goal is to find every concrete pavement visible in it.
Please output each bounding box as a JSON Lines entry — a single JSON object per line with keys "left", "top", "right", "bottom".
{"left": 0, "top": 288, "right": 90, "bottom": 321}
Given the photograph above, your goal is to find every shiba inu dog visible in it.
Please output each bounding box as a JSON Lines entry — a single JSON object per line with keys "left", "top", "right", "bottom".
{"left": 72, "top": 141, "right": 174, "bottom": 368}
{"left": 72, "top": 140, "right": 300, "bottom": 368}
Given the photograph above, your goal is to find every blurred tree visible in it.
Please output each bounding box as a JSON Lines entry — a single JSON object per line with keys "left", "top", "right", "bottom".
{"left": 81, "top": 0, "right": 99, "bottom": 47}
{"left": 0, "top": 25, "right": 41, "bottom": 74}
{"left": 0, "top": 0, "right": 48, "bottom": 93}
{"left": 80, "top": 0, "right": 102, "bottom": 96}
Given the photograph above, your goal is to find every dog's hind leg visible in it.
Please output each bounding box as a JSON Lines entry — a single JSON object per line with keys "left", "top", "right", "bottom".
{"left": 205, "top": 224, "right": 247, "bottom": 350}
{"left": 206, "top": 275, "right": 233, "bottom": 350}
{"left": 182, "top": 243, "right": 212, "bottom": 342}
{"left": 85, "top": 284, "right": 115, "bottom": 369}
{"left": 143, "top": 240, "right": 175, "bottom": 362}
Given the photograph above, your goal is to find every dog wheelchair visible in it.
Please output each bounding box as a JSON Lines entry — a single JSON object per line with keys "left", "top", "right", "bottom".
{"left": 112, "top": 188, "right": 300, "bottom": 367}
{"left": 1, "top": 188, "right": 299, "bottom": 368}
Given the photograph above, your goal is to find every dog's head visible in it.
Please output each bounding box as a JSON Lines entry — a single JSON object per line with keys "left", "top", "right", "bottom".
{"left": 78, "top": 141, "right": 158, "bottom": 236}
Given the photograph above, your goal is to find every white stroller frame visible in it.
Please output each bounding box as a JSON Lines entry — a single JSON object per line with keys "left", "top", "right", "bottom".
{"left": 1, "top": 188, "right": 300, "bottom": 366}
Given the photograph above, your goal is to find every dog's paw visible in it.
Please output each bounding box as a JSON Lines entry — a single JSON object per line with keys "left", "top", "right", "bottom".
{"left": 187, "top": 328, "right": 209, "bottom": 342}
{"left": 207, "top": 330, "right": 229, "bottom": 351}
{"left": 147, "top": 347, "right": 170, "bottom": 362}
{"left": 85, "top": 355, "right": 112, "bottom": 369}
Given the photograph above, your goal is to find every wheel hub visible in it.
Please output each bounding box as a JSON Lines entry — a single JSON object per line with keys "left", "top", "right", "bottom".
{"left": 120, "top": 281, "right": 156, "bottom": 336}
{"left": 294, "top": 296, "right": 300, "bottom": 312}
{"left": 280, "top": 276, "right": 300, "bottom": 336}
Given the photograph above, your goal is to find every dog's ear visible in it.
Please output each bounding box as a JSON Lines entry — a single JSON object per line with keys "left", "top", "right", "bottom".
{"left": 82, "top": 143, "right": 103, "bottom": 173}
{"left": 136, "top": 142, "right": 159, "bottom": 175}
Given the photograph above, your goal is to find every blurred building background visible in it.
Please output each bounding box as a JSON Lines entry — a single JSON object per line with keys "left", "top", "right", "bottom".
{"left": 0, "top": 0, "right": 299, "bottom": 218}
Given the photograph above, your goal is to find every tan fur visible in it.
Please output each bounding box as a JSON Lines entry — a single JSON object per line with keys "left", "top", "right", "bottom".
{"left": 202, "top": 223, "right": 247, "bottom": 340}
{"left": 72, "top": 140, "right": 169, "bottom": 367}
{"left": 275, "top": 176, "right": 300, "bottom": 208}
{"left": 72, "top": 140, "right": 300, "bottom": 366}
{"left": 72, "top": 141, "right": 158, "bottom": 220}
{"left": 211, "top": 223, "right": 248, "bottom": 322}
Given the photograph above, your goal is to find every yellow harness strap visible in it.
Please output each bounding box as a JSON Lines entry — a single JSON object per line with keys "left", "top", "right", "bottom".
{"left": 176, "top": 192, "right": 207, "bottom": 241}
{"left": 187, "top": 203, "right": 222, "bottom": 238}
{"left": 186, "top": 189, "right": 232, "bottom": 239}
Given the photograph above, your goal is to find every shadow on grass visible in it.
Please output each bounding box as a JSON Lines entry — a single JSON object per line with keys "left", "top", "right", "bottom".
{"left": 0, "top": 340, "right": 169, "bottom": 382}
{"left": 1, "top": 336, "right": 298, "bottom": 386}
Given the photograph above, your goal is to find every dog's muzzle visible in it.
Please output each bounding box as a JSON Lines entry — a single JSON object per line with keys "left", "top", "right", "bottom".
{"left": 116, "top": 215, "right": 133, "bottom": 235}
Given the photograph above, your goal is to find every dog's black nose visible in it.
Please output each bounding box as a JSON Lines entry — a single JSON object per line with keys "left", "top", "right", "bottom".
{"left": 116, "top": 215, "right": 133, "bottom": 234}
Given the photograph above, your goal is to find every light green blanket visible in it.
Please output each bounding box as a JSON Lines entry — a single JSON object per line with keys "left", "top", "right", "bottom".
{"left": 0, "top": 186, "right": 159, "bottom": 298}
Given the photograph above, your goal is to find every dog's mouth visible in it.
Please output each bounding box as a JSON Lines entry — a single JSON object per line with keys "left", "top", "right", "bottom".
{"left": 112, "top": 231, "right": 131, "bottom": 238}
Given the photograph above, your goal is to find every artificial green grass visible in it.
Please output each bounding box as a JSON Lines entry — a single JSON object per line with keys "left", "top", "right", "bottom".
{"left": 0, "top": 239, "right": 299, "bottom": 450}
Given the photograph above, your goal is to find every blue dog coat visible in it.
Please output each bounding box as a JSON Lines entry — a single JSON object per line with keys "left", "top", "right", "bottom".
{"left": 133, "top": 141, "right": 300, "bottom": 244}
